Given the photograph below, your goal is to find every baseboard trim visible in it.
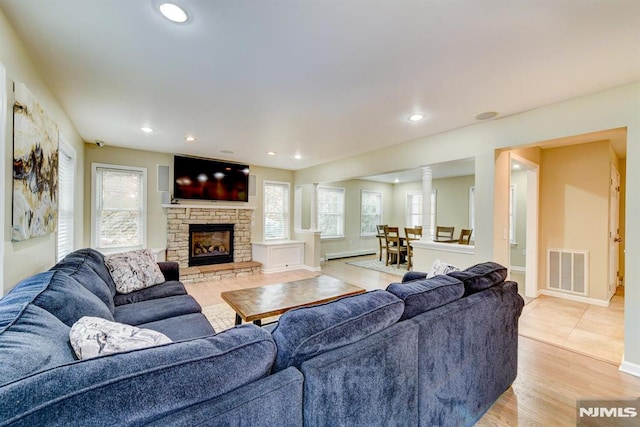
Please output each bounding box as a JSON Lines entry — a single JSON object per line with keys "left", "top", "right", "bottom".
{"left": 509, "top": 266, "right": 526, "bottom": 272}
{"left": 619, "top": 360, "right": 640, "bottom": 378}
{"left": 325, "top": 250, "right": 376, "bottom": 260}
{"left": 539, "top": 289, "right": 610, "bottom": 307}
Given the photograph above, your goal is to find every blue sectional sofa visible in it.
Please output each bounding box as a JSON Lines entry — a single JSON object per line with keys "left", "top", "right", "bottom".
{"left": 0, "top": 248, "right": 524, "bottom": 426}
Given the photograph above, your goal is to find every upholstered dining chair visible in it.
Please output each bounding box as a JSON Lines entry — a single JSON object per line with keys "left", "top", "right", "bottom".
{"left": 435, "top": 226, "right": 455, "bottom": 242}
{"left": 383, "top": 226, "right": 407, "bottom": 267}
{"left": 376, "top": 224, "right": 388, "bottom": 261}
{"left": 458, "top": 228, "right": 473, "bottom": 245}
{"left": 404, "top": 227, "right": 422, "bottom": 270}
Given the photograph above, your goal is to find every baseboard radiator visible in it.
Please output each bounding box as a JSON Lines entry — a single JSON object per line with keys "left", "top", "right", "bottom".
{"left": 547, "top": 249, "right": 589, "bottom": 295}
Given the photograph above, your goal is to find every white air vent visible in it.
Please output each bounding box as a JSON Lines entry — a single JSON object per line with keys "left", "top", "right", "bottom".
{"left": 547, "top": 249, "right": 589, "bottom": 295}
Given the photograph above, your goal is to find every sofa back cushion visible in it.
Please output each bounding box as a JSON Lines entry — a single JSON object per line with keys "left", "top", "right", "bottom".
{"left": 32, "top": 271, "right": 114, "bottom": 325}
{"left": 386, "top": 274, "right": 464, "bottom": 320}
{"left": 51, "top": 248, "right": 117, "bottom": 313}
{"left": 448, "top": 262, "right": 507, "bottom": 296}
{"left": 0, "top": 303, "right": 76, "bottom": 386}
{"left": 271, "top": 290, "right": 404, "bottom": 372}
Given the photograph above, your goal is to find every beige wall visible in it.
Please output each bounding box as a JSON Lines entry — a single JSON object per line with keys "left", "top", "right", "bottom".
{"left": 539, "top": 141, "right": 612, "bottom": 301}
{"left": 83, "top": 145, "right": 294, "bottom": 251}
{"left": 433, "top": 175, "right": 474, "bottom": 234}
{"left": 83, "top": 144, "right": 173, "bottom": 250}
{"left": 1, "top": 10, "right": 85, "bottom": 293}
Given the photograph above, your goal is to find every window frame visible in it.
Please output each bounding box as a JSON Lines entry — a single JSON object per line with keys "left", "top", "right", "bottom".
{"left": 57, "top": 136, "right": 76, "bottom": 261}
{"left": 91, "top": 163, "right": 147, "bottom": 252}
{"left": 263, "top": 180, "right": 291, "bottom": 241}
{"left": 317, "top": 186, "right": 345, "bottom": 240}
{"left": 360, "top": 189, "right": 383, "bottom": 237}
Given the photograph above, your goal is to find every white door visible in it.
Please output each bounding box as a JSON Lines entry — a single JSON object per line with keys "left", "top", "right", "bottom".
{"left": 608, "top": 165, "right": 621, "bottom": 298}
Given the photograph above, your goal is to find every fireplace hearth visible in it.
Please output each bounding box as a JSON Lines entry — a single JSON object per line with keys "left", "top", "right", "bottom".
{"left": 188, "top": 223, "right": 234, "bottom": 266}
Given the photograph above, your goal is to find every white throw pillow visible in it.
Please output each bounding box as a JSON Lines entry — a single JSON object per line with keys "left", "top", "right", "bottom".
{"left": 426, "top": 259, "right": 460, "bottom": 278}
{"left": 105, "top": 249, "right": 166, "bottom": 294}
{"left": 69, "top": 316, "right": 172, "bottom": 360}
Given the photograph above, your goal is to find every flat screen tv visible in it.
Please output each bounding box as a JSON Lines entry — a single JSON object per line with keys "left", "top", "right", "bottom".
{"left": 173, "top": 155, "right": 250, "bottom": 202}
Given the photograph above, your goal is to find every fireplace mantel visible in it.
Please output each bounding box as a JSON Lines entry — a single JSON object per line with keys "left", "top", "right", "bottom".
{"left": 162, "top": 204, "right": 256, "bottom": 210}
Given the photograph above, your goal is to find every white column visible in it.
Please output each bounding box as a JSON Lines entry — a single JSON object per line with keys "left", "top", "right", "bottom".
{"left": 421, "top": 166, "right": 433, "bottom": 240}
{"left": 310, "top": 183, "right": 319, "bottom": 231}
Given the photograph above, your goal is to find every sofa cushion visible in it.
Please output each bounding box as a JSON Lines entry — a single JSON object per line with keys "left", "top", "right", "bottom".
{"left": 138, "top": 313, "right": 215, "bottom": 340}
{"left": 271, "top": 290, "right": 404, "bottom": 372}
{"left": 70, "top": 316, "right": 172, "bottom": 359}
{"left": 114, "top": 294, "right": 202, "bottom": 325}
{"left": 386, "top": 274, "right": 464, "bottom": 320}
{"left": 51, "top": 248, "right": 117, "bottom": 313}
{"left": 113, "top": 280, "right": 187, "bottom": 306}
{"left": 448, "top": 261, "right": 507, "bottom": 296}
{"left": 0, "top": 305, "right": 76, "bottom": 386}
{"left": 30, "top": 271, "right": 114, "bottom": 325}
{"left": 105, "top": 249, "right": 166, "bottom": 294}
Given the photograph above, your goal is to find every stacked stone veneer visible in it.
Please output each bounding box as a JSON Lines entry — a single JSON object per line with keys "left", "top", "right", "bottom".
{"left": 165, "top": 206, "right": 259, "bottom": 282}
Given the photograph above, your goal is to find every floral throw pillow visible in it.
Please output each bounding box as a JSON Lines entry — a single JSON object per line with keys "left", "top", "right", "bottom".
{"left": 69, "top": 316, "right": 172, "bottom": 360}
{"left": 104, "top": 249, "right": 166, "bottom": 294}
{"left": 426, "top": 259, "right": 460, "bottom": 278}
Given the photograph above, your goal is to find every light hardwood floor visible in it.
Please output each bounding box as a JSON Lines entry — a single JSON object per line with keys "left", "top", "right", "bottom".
{"left": 185, "top": 256, "right": 639, "bottom": 426}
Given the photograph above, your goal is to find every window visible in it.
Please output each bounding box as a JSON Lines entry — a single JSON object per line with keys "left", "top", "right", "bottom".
{"left": 318, "top": 187, "right": 345, "bottom": 238}
{"left": 92, "top": 164, "right": 147, "bottom": 252}
{"left": 406, "top": 191, "right": 422, "bottom": 228}
{"left": 509, "top": 184, "right": 516, "bottom": 244}
{"left": 264, "top": 181, "right": 290, "bottom": 240}
{"left": 361, "top": 190, "right": 382, "bottom": 236}
{"left": 57, "top": 137, "right": 76, "bottom": 261}
{"left": 406, "top": 190, "right": 436, "bottom": 238}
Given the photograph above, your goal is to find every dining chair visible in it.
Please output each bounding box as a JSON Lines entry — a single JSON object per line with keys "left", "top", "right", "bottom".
{"left": 435, "top": 226, "right": 455, "bottom": 242}
{"left": 458, "top": 228, "right": 473, "bottom": 245}
{"left": 376, "top": 224, "right": 388, "bottom": 261}
{"left": 383, "top": 226, "right": 407, "bottom": 267}
{"left": 404, "top": 227, "right": 422, "bottom": 270}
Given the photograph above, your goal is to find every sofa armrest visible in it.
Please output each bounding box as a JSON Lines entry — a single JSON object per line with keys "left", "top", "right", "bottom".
{"left": 0, "top": 325, "right": 276, "bottom": 426}
{"left": 158, "top": 261, "right": 180, "bottom": 281}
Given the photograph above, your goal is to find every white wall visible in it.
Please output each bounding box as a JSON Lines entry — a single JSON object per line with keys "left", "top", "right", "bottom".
{"left": 1, "top": 10, "right": 85, "bottom": 293}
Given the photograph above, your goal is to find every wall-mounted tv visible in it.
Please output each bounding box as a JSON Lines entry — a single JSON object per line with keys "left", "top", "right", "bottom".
{"left": 173, "top": 155, "right": 250, "bottom": 202}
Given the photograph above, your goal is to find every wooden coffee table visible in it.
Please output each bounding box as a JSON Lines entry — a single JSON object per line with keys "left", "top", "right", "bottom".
{"left": 221, "top": 275, "right": 365, "bottom": 326}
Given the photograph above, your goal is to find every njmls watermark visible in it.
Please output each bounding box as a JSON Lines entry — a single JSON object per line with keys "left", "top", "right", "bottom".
{"left": 577, "top": 398, "right": 640, "bottom": 426}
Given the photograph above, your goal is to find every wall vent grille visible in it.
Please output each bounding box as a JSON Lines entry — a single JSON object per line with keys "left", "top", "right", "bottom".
{"left": 547, "top": 249, "right": 589, "bottom": 295}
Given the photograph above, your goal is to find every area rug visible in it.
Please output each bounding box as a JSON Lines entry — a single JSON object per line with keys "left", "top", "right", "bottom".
{"left": 346, "top": 259, "right": 407, "bottom": 276}
{"left": 202, "top": 303, "right": 280, "bottom": 333}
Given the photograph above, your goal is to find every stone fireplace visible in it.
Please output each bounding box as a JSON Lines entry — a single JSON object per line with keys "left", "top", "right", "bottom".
{"left": 164, "top": 205, "right": 256, "bottom": 279}
{"left": 188, "top": 223, "right": 234, "bottom": 266}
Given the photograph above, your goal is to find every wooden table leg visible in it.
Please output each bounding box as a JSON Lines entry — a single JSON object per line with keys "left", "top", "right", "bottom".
{"left": 253, "top": 319, "right": 262, "bottom": 326}
{"left": 235, "top": 313, "right": 242, "bottom": 325}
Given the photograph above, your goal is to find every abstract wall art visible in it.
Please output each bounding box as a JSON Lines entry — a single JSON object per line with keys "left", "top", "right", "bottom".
{"left": 12, "top": 82, "right": 59, "bottom": 241}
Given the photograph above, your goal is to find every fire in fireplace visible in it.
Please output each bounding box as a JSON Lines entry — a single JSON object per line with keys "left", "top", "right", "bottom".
{"left": 188, "top": 224, "right": 234, "bottom": 266}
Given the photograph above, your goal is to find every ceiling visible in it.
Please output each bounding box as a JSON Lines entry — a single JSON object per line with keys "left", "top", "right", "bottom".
{"left": 1, "top": 1, "right": 639, "bottom": 171}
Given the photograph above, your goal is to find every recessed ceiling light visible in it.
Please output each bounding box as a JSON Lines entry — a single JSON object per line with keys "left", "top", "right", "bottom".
{"left": 267, "top": 151, "right": 276, "bottom": 156}
{"left": 475, "top": 111, "right": 498, "bottom": 120}
{"left": 141, "top": 127, "right": 154, "bottom": 133}
{"left": 394, "top": 178, "right": 399, "bottom": 183}
{"left": 294, "top": 154, "right": 302, "bottom": 160}
{"left": 408, "top": 114, "right": 424, "bottom": 122}
{"left": 159, "top": 3, "right": 189, "bottom": 23}
{"left": 185, "top": 135, "right": 197, "bottom": 142}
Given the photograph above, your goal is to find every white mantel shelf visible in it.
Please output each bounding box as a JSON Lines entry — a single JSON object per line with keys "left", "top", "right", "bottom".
{"left": 162, "top": 204, "right": 256, "bottom": 210}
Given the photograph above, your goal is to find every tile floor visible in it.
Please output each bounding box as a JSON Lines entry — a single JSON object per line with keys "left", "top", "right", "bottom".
{"left": 518, "top": 289, "right": 624, "bottom": 365}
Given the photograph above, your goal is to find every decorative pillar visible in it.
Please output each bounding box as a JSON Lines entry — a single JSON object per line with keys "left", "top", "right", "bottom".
{"left": 310, "top": 183, "right": 319, "bottom": 231}
{"left": 421, "top": 166, "right": 433, "bottom": 240}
